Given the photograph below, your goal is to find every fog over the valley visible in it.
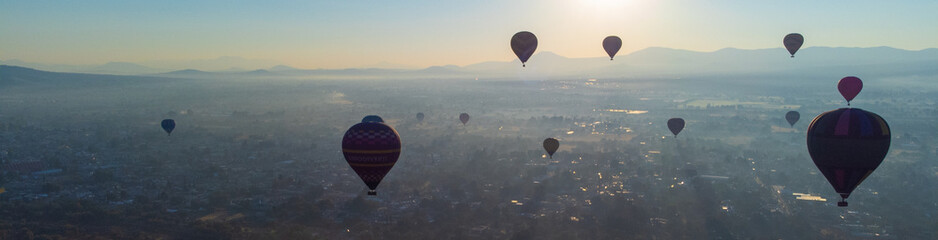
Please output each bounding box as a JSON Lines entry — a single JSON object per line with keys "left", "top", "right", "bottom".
{"left": 1, "top": 47, "right": 937, "bottom": 239}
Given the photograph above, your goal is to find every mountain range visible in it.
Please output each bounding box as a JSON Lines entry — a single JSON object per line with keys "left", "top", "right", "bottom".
{"left": 2, "top": 47, "right": 936, "bottom": 80}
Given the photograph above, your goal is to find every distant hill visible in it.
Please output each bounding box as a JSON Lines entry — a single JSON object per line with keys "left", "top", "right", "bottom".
{"left": 610, "top": 46, "right": 938, "bottom": 76}
{"left": 244, "top": 69, "right": 280, "bottom": 76}
{"left": 152, "top": 68, "right": 283, "bottom": 79}
{"left": 0, "top": 56, "right": 281, "bottom": 75}
{"left": 269, "top": 65, "right": 299, "bottom": 71}
{"left": 454, "top": 46, "right": 938, "bottom": 79}
{"left": 417, "top": 65, "right": 463, "bottom": 74}
{"left": 360, "top": 61, "right": 421, "bottom": 70}
{"left": 140, "top": 56, "right": 282, "bottom": 72}
{"left": 160, "top": 69, "right": 212, "bottom": 75}
{"left": 4, "top": 46, "right": 936, "bottom": 81}
{"left": 87, "top": 62, "right": 168, "bottom": 74}
{"left": 0, "top": 60, "right": 167, "bottom": 75}
{"left": 0, "top": 65, "right": 173, "bottom": 88}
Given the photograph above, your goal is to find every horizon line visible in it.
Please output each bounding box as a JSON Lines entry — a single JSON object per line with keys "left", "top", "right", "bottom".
{"left": 2, "top": 45, "right": 936, "bottom": 73}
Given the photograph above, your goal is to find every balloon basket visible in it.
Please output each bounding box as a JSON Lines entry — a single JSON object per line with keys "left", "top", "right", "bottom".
{"left": 837, "top": 201, "right": 847, "bottom": 207}
{"left": 368, "top": 190, "right": 377, "bottom": 196}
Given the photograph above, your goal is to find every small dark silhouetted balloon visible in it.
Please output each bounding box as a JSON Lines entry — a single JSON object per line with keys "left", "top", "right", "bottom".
{"left": 807, "top": 108, "right": 890, "bottom": 207}
{"left": 838, "top": 76, "right": 862, "bottom": 106}
{"left": 342, "top": 122, "right": 402, "bottom": 195}
{"left": 783, "top": 33, "right": 804, "bottom": 58}
{"left": 543, "top": 138, "right": 559, "bottom": 159}
{"left": 602, "top": 36, "right": 622, "bottom": 60}
{"left": 511, "top": 31, "right": 538, "bottom": 67}
{"left": 416, "top": 112, "right": 425, "bottom": 122}
{"left": 362, "top": 115, "right": 384, "bottom": 123}
{"left": 667, "top": 118, "right": 685, "bottom": 137}
{"left": 786, "top": 111, "right": 800, "bottom": 127}
{"left": 161, "top": 119, "right": 175, "bottom": 136}
{"left": 459, "top": 113, "right": 470, "bottom": 125}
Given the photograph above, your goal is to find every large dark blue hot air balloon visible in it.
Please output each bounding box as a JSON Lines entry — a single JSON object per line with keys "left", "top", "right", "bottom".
{"left": 543, "top": 138, "right": 559, "bottom": 159}
{"left": 459, "top": 113, "right": 470, "bottom": 125}
{"left": 807, "top": 108, "right": 890, "bottom": 207}
{"left": 161, "top": 119, "right": 175, "bottom": 136}
{"left": 783, "top": 33, "right": 804, "bottom": 58}
{"left": 362, "top": 115, "right": 384, "bottom": 123}
{"left": 416, "top": 112, "right": 425, "bottom": 122}
{"left": 342, "top": 122, "right": 402, "bottom": 195}
{"left": 511, "top": 31, "right": 538, "bottom": 67}
{"left": 667, "top": 118, "right": 685, "bottom": 137}
{"left": 602, "top": 36, "right": 622, "bottom": 60}
{"left": 786, "top": 111, "right": 800, "bottom": 127}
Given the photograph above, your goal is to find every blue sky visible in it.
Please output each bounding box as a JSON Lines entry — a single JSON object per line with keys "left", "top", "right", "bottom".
{"left": 2, "top": 0, "right": 936, "bottom": 69}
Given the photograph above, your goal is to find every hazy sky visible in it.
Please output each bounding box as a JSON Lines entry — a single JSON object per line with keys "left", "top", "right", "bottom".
{"left": 2, "top": 0, "right": 936, "bottom": 69}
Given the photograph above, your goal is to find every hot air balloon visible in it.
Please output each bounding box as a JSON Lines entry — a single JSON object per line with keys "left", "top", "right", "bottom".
{"left": 362, "top": 115, "right": 384, "bottom": 123}
{"left": 838, "top": 76, "right": 862, "bottom": 106}
{"left": 342, "top": 122, "right": 402, "bottom": 195}
{"left": 511, "top": 31, "right": 538, "bottom": 67}
{"left": 806, "top": 108, "right": 890, "bottom": 207}
{"left": 459, "top": 113, "right": 470, "bottom": 125}
{"left": 667, "top": 118, "right": 685, "bottom": 137}
{"left": 783, "top": 33, "right": 804, "bottom": 58}
{"left": 603, "top": 36, "right": 622, "bottom": 60}
{"left": 543, "top": 138, "right": 559, "bottom": 159}
{"left": 161, "top": 119, "right": 175, "bottom": 136}
{"left": 416, "top": 112, "right": 425, "bottom": 122}
{"left": 786, "top": 111, "right": 800, "bottom": 127}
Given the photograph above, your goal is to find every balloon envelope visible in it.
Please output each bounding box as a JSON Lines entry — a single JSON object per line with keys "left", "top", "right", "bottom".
{"left": 806, "top": 108, "right": 890, "bottom": 206}
{"left": 342, "top": 122, "right": 402, "bottom": 195}
{"left": 667, "top": 118, "right": 685, "bottom": 137}
{"left": 161, "top": 119, "right": 175, "bottom": 136}
{"left": 459, "top": 113, "right": 470, "bottom": 125}
{"left": 543, "top": 138, "right": 560, "bottom": 158}
{"left": 362, "top": 115, "right": 384, "bottom": 123}
{"left": 783, "top": 33, "right": 804, "bottom": 57}
{"left": 603, "top": 36, "right": 622, "bottom": 60}
{"left": 416, "top": 112, "right": 425, "bottom": 122}
{"left": 511, "top": 31, "right": 538, "bottom": 67}
{"left": 786, "top": 111, "right": 800, "bottom": 127}
{"left": 838, "top": 76, "right": 863, "bottom": 105}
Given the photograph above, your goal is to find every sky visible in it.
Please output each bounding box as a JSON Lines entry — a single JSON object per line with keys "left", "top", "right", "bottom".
{"left": 1, "top": 0, "right": 937, "bottom": 69}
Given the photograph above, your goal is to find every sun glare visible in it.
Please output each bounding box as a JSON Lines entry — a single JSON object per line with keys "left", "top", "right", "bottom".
{"left": 576, "top": 0, "right": 642, "bottom": 15}
{"left": 582, "top": 0, "right": 632, "bottom": 8}
{"left": 561, "top": 0, "right": 645, "bottom": 19}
